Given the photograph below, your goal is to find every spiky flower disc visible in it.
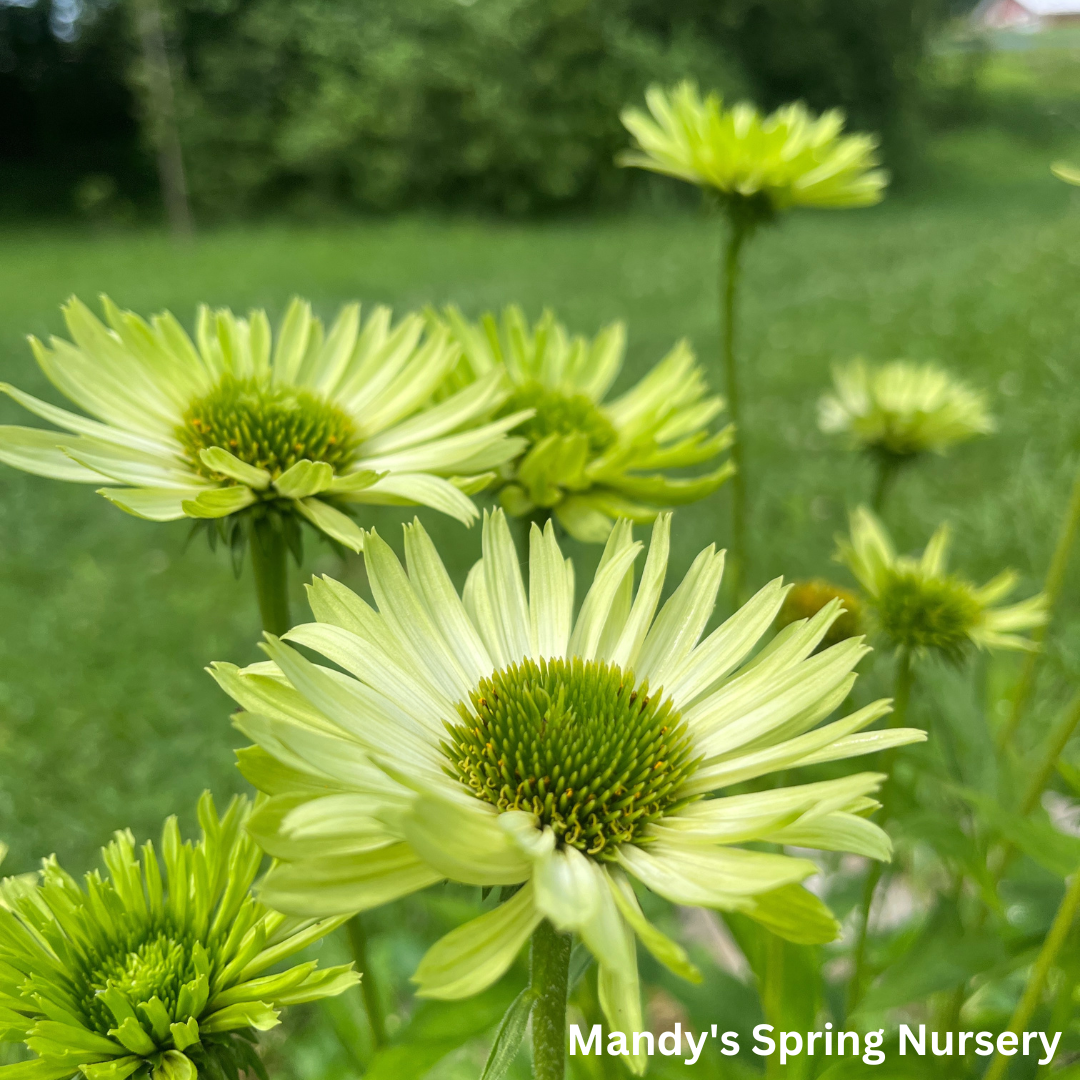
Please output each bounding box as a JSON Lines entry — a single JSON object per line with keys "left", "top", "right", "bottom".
{"left": 211, "top": 510, "right": 925, "bottom": 1074}
{"left": 819, "top": 358, "right": 995, "bottom": 462}
{"left": 0, "top": 297, "right": 530, "bottom": 555}
{"left": 619, "top": 81, "right": 887, "bottom": 218}
{"left": 431, "top": 305, "right": 734, "bottom": 542}
{"left": 0, "top": 793, "right": 357, "bottom": 1080}
{"left": 837, "top": 507, "right": 1046, "bottom": 660}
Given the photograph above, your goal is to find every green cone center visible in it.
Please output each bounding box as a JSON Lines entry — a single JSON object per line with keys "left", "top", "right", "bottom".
{"left": 876, "top": 571, "right": 981, "bottom": 661}
{"left": 178, "top": 375, "right": 360, "bottom": 480}
{"left": 504, "top": 381, "right": 617, "bottom": 455}
{"left": 81, "top": 929, "right": 198, "bottom": 1033}
{"left": 445, "top": 657, "right": 697, "bottom": 859}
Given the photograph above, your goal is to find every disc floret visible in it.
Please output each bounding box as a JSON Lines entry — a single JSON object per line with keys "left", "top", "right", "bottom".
{"left": 0, "top": 793, "right": 357, "bottom": 1080}
{"left": 504, "top": 381, "right": 617, "bottom": 456}
{"left": 179, "top": 376, "right": 360, "bottom": 481}
{"left": 444, "top": 657, "right": 698, "bottom": 858}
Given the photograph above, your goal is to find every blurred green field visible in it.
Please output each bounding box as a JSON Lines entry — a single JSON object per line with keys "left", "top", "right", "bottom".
{"left": 1, "top": 127, "right": 1080, "bottom": 1076}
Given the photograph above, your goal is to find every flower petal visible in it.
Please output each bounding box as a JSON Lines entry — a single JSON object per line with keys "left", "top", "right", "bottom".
{"left": 293, "top": 498, "right": 365, "bottom": 552}
{"left": 412, "top": 882, "right": 542, "bottom": 999}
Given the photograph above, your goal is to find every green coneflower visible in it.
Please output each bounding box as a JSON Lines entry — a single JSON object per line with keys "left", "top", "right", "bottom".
{"left": 619, "top": 81, "right": 886, "bottom": 599}
{"left": 0, "top": 297, "right": 528, "bottom": 631}
{"left": 0, "top": 793, "right": 356, "bottom": 1080}
{"left": 210, "top": 510, "right": 923, "bottom": 1076}
{"left": 836, "top": 506, "right": 1046, "bottom": 664}
{"left": 819, "top": 359, "right": 994, "bottom": 511}
{"left": 776, "top": 579, "right": 863, "bottom": 652}
{"left": 431, "top": 305, "right": 733, "bottom": 544}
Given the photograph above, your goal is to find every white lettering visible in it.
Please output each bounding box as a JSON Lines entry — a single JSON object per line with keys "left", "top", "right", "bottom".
{"left": 900, "top": 1025, "right": 926, "bottom": 1056}
{"left": 1039, "top": 1032, "right": 1062, "bottom": 1065}
{"left": 632, "top": 1032, "right": 653, "bottom": 1057}
{"left": 569, "top": 1024, "right": 601, "bottom": 1056}
{"left": 684, "top": 1030, "right": 708, "bottom": 1065}
{"left": 607, "top": 1032, "right": 628, "bottom": 1057}
{"left": 658, "top": 1024, "right": 681, "bottom": 1056}
{"left": 720, "top": 1032, "right": 739, "bottom": 1056}
{"left": 780, "top": 1032, "right": 803, "bottom": 1064}
{"left": 753, "top": 1024, "right": 776, "bottom": 1057}
{"left": 997, "top": 1032, "right": 1018, "bottom": 1056}
{"left": 975, "top": 1032, "right": 994, "bottom": 1056}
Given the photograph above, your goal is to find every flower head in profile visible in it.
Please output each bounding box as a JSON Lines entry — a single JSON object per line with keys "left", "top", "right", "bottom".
{"left": 837, "top": 507, "right": 1046, "bottom": 662}
{"left": 211, "top": 511, "right": 923, "bottom": 1073}
{"left": 777, "top": 579, "right": 863, "bottom": 651}
{"left": 819, "top": 358, "right": 994, "bottom": 463}
{"left": 0, "top": 297, "right": 528, "bottom": 557}
{"left": 0, "top": 793, "right": 356, "bottom": 1080}
{"left": 431, "top": 305, "right": 734, "bottom": 542}
{"left": 619, "top": 82, "right": 887, "bottom": 225}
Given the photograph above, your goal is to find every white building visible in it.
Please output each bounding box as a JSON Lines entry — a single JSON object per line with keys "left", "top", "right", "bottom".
{"left": 971, "top": 0, "right": 1080, "bottom": 29}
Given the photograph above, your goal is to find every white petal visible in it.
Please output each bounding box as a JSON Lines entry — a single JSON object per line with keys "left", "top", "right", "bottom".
{"left": 412, "top": 882, "right": 542, "bottom": 999}
{"left": 294, "top": 499, "right": 365, "bottom": 552}
{"left": 344, "top": 472, "right": 479, "bottom": 524}
{"left": 482, "top": 510, "right": 532, "bottom": 664}
{"left": 528, "top": 520, "right": 573, "bottom": 659}
{"left": 568, "top": 531, "right": 642, "bottom": 661}
{"left": 607, "top": 513, "right": 671, "bottom": 671}
{"left": 100, "top": 486, "right": 206, "bottom": 521}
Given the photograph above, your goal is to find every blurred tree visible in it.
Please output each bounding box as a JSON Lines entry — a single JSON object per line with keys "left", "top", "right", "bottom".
{"left": 0, "top": 0, "right": 147, "bottom": 219}
{"left": 170, "top": 0, "right": 742, "bottom": 216}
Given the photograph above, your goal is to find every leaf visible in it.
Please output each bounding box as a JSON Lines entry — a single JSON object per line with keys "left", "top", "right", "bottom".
{"left": 479, "top": 988, "right": 536, "bottom": 1080}
{"left": 957, "top": 787, "right": 1080, "bottom": 877}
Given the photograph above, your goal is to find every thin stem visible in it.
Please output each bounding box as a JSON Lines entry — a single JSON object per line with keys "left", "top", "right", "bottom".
{"left": 983, "top": 869, "right": 1080, "bottom": 1080}
{"left": 530, "top": 920, "right": 572, "bottom": 1080}
{"left": 249, "top": 519, "right": 290, "bottom": 636}
{"left": 871, "top": 456, "right": 900, "bottom": 516}
{"left": 848, "top": 650, "right": 914, "bottom": 1012}
{"left": 345, "top": 915, "right": 387, "bottom": 1051}
{"left": 721, "top": 219, "right": 749, "bottom": 604}
{"left": 999, "top": 462, "right": 1080, "bottom": 751}
{"left": 762, "top": 934, "right": 785, "bottom": 1079}
{"left": 1021, "top": 689, "right": 1080, "bottom": 816}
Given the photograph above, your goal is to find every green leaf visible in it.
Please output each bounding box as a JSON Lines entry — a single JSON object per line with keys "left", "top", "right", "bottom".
{"left": 478, "top": 988, "right": 536, "bottom": 1080}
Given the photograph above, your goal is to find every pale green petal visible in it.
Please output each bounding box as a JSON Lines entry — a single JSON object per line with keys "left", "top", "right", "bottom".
{"left": 64, "top": 440, "right": 197, "bottom": 489}
{"left": 497, "top": 813, "right": 556, "bottom": 861}
{"left": 744, "top": 884, "right": 840, "bottom": 945}
{"left": 402, "top": 519, "right": 493, "bottom": 685}
{"left": 261, "top": 843, "right": 442, "bottom": 916}
{"left": 0, "top": 425, "right": 107, "bottom": 482}
{"left": 401, "top": 795, "right": 532, "bottom": 886}
{"left": 664, "top": 578, "right": 788, "bottom": 708}
{"left": 528, "top": 520, "right": 574, "bottom": 659}
{"left": 568, "top": 532, "right": 641, "bottom": 661}
{"left": 482, "top": 510, "right": 533, "bottom": 663}
{"left": 272, "top": 298, "right": 315, "bottom": 384}
{"left": 606, "top": 868, "right": 700, "bottom": 983}
{"left": 616, "top": 842, "right": 816, "bottom": 907}
{"left": 772, "top": 811, "right": 891, "bottom": 861}
{"left": 273, "top": 460, "right": 334, "bottom": 499}
{"left": 293, "top": 498, "right": 365, "bottom": 552}
{"left": 100, "top": 487, "right": 205, "bottom": 521}
{"left": 635, "top": 546, "right": 725, "bottom": 683}
{"left": 554, "top": 496, "right": 613, "bottom": 543}
{"left": 598, "top": 951, "right": 646, "bottom": 1077}
{"left": 412, "top": 882, "right": 541, "bottom": 999}
{"left": 343, "top": 472, "right": 479, "bottom": 524}
{"left": 182, "top": 486, "right": 257, "bottom": 519}
{"left": 198, "top": 447, "right": 271, "bottom": 489}
{"left": 607, "top": 512, "right": 671, "bottom": 670}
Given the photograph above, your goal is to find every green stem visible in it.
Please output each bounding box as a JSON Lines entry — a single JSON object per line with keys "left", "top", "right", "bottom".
{"left": 345, "top": 915, "right": 387, "bottom": 1051}
{"left": 999, "top": 461, "right": 1080, "bottom": 751}
{"left": 762, "top": 934, "right": 785, "bottom": 1080}
{"left": 1021, "top": 689, "right": 1080, "bottom": 816}
{"left": 848, "top": 650, "right": 914, "bottom": 1012}
{"left": 721, "top": 218, "right": 749, "bottom": 604}
{"left": 530, "top": 920, "right": 572, "bottom": 1080}
{"left": 871, "top": 456, "right": 900, "bottom": 516}
{"left": 984, "top": 869, "right": 1080, "bottom": 1080}
{"left": 249, "top": 519, "right": 290, "bottom": 636}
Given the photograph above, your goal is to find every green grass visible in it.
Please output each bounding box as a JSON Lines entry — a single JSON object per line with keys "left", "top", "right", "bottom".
{"left": 1, "top": 126, "right": 1080, "bottom": 1076}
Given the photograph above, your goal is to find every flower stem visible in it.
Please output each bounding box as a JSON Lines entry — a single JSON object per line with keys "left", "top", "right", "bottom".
{"left": 530, "top": 920, "right": 572, "bottom": 1080}
{"left": 983, "top": 869, "right": 1080, "bottom": 1080}
{"left": 345, "top": 915, "right": 387, "bottom": 1050}
{"left": 871, "top": 455, "right": 900, "bottom": 516}
{"left": 848, "top": 650, "right": 914, "bottom": 1012}
{"left": 721, "top": 217, "right": 749, "bottom": 604}
{"left": 999, "top": 461, "right": 1080, "bottom": 751}
{"left": 249, "top": 518, "right": 290, "bottom": 636}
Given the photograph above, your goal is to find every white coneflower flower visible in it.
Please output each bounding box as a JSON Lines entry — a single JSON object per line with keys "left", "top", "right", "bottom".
{"left": 211, "top": 511, "right": 923, "bottom": 1073}
{"left": 837, "top": 507, "right": 1046, "bottom": 662}
{"left": 433, "top": 305, "right": 733, "bottom": 542}
{"left": 0, "top": 297, "right": 528, "bottom": 555}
